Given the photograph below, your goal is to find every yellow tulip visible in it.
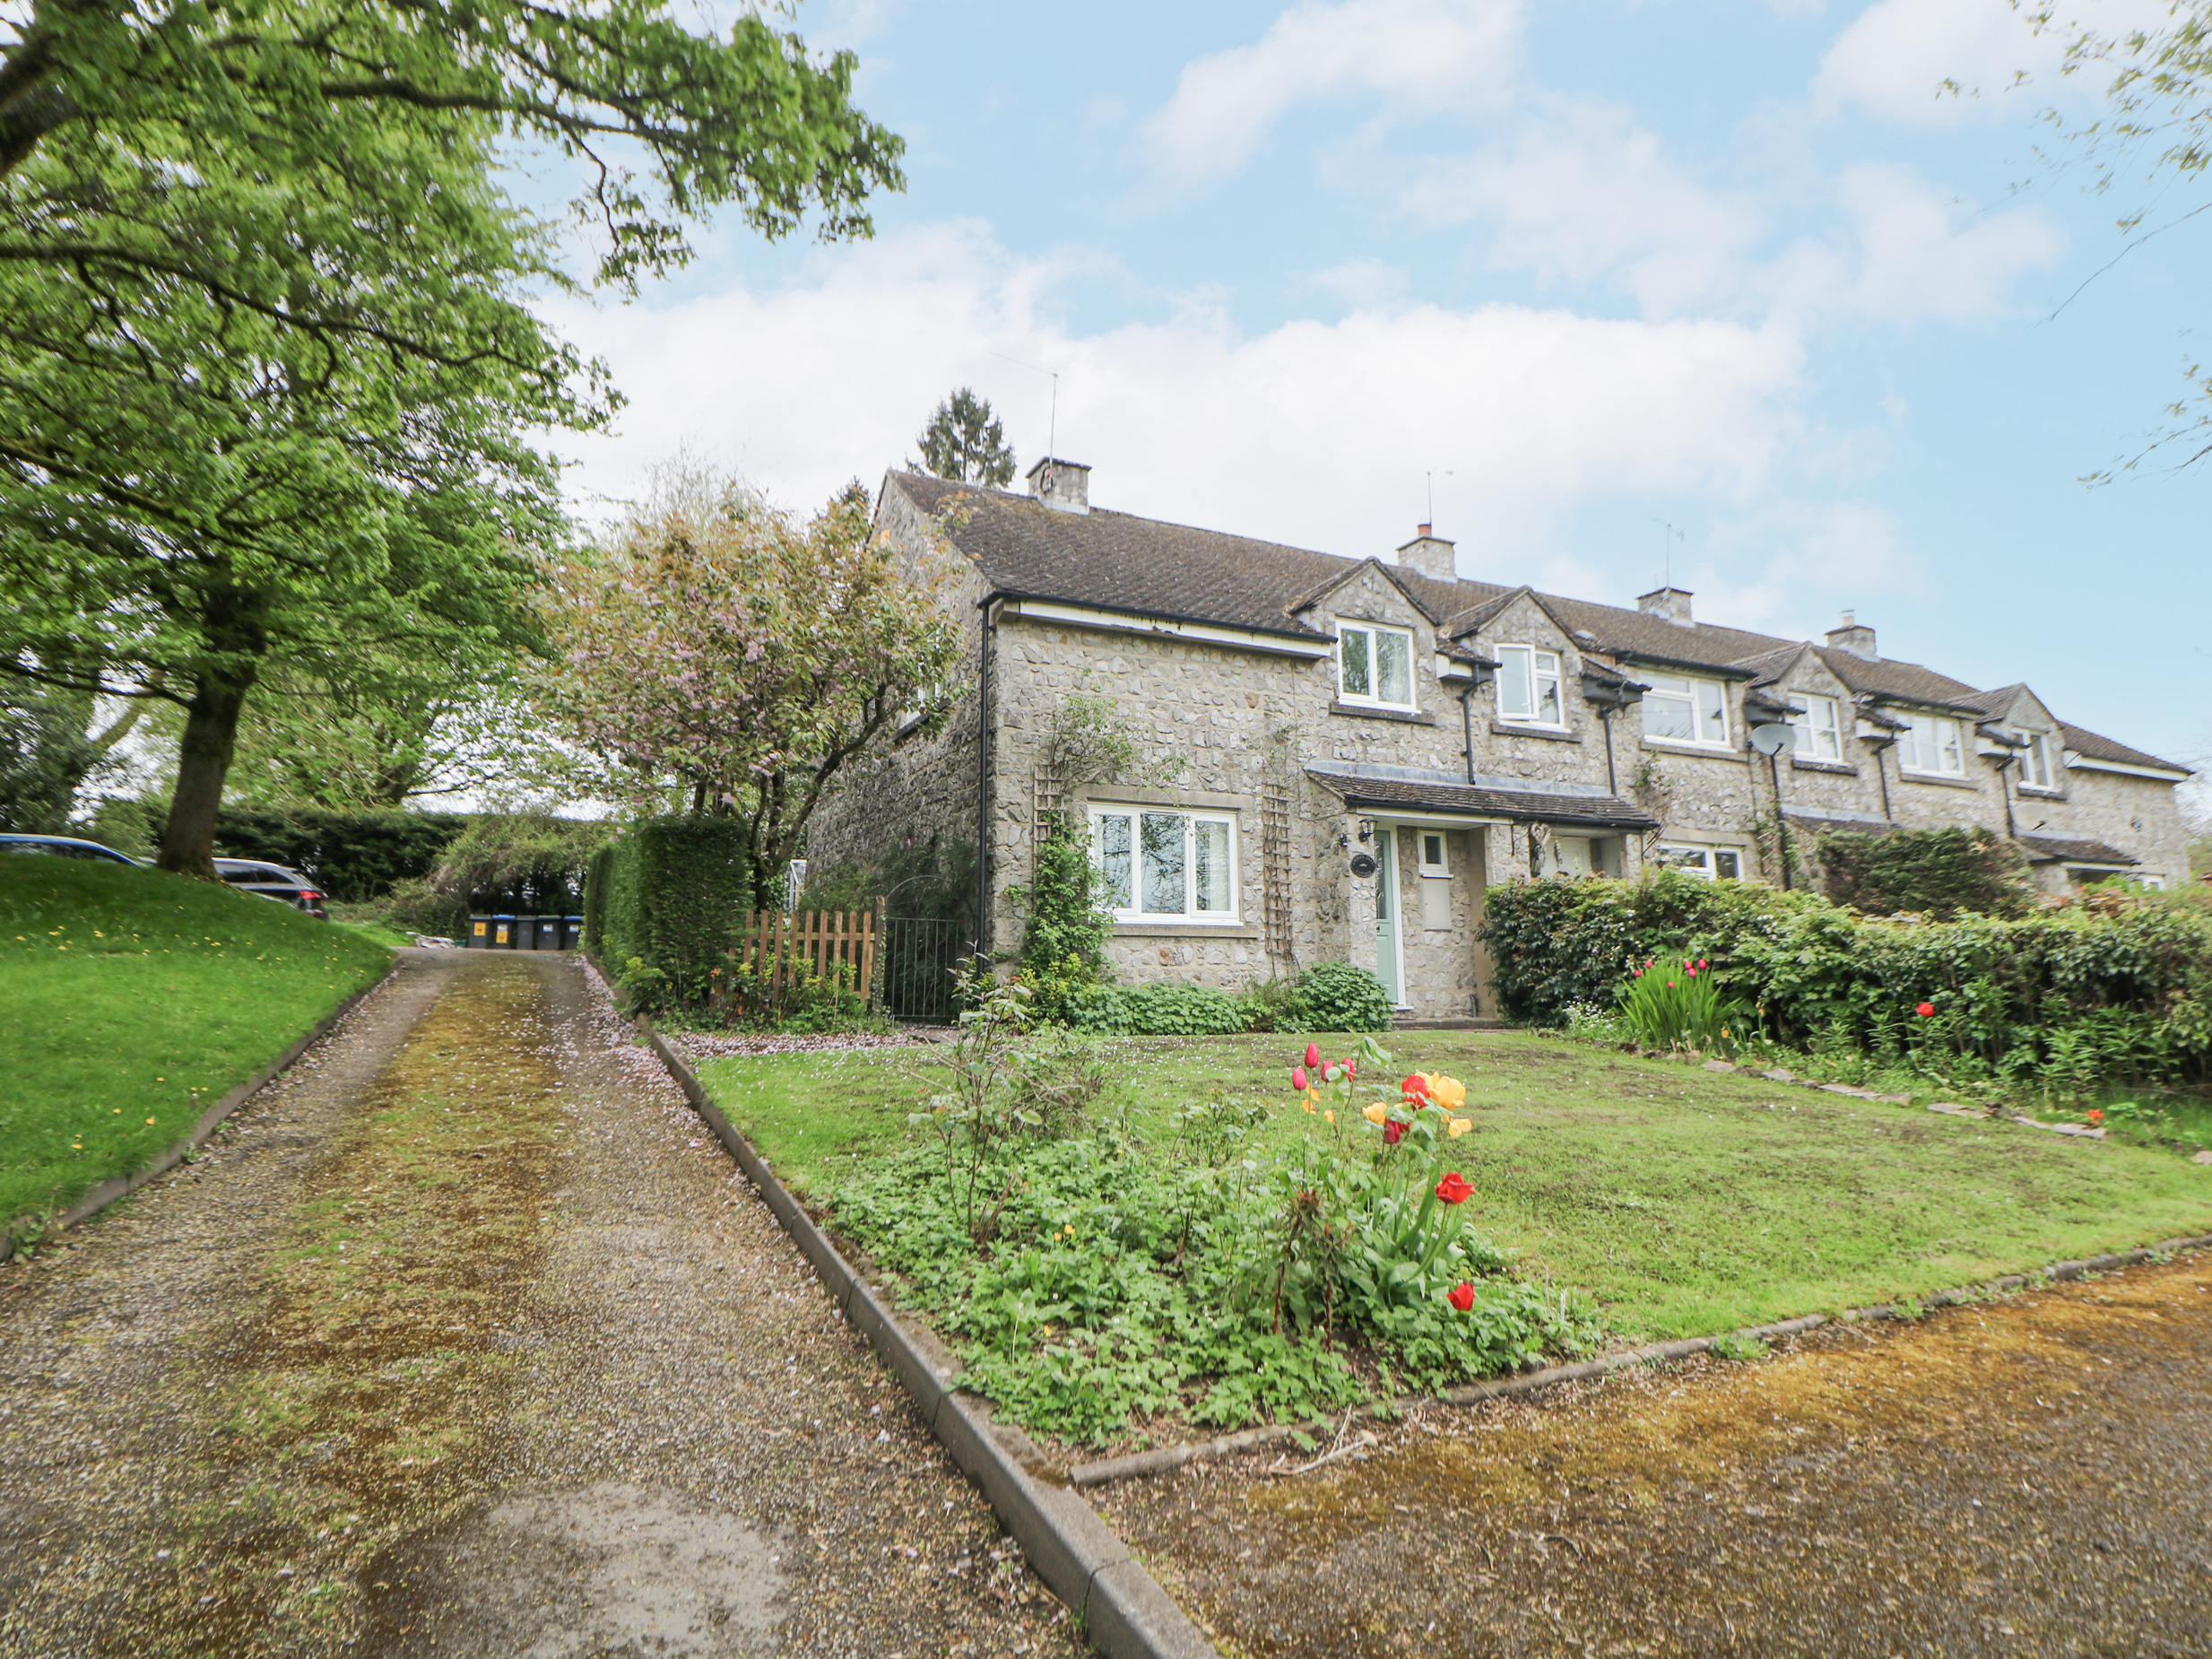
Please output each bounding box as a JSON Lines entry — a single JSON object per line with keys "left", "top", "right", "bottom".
{"left": 1324, "top": 1109, "right": 1336, "bottom": 1125}
{"left": 1447, "top": 1116, "right": 1471, "bottom": 1138}
{"left": 1363, "top": 1102, "right": 1391, "bottom": 1125}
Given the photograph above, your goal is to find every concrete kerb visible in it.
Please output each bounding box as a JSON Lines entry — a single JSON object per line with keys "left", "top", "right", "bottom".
{"left": 3, "top": 958, "right": 403, "bottom": 1264}
{"left": 1064, "top": 1238, "right": 2212, "bottom": 1490}
{"left": 602, "top": 971, "right": 1220, "bottom": 1659}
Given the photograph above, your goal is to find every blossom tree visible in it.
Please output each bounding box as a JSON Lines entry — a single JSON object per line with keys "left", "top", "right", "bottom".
{"left": 541, "top": 472, "right": 962, "bottom": 907}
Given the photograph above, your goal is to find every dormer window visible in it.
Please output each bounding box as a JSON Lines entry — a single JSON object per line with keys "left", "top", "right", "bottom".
{"left": 1790, "top": 695, "right": 1843, "bottom": 760}
{"left": 1644, "top": 673, "right": 1730, "bottom": 748}
{"left": 1496, "top": 645, "right": 1563, "bottom": 726}
{"left": 2019, "top": 730, "right": 2057, "bottom": 791}
{"left": 1898, "top": 714, "right": 1965, "bottom": 777}
{"left": 1336, "top": 620, "right": 1414, "bottom": 709}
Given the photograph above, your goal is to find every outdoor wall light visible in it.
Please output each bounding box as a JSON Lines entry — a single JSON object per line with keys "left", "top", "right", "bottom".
{"left": 1357, "top": 818, "right": 1375, "bottom": 843}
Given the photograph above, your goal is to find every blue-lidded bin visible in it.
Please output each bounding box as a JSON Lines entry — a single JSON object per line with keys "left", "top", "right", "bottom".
{"left": 563, "top": 916, "right": 585, "bottom": 951}
{"left": 466, "top": 916, "right": 491, "bottom": 950}
{"left": 492, "top": 913, "right": 517, "bottom": 949}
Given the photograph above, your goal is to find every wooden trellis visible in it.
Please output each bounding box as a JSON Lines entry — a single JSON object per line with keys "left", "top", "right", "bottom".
{"left": 1261, "top": 776, "right": 1294, "bottom": 965}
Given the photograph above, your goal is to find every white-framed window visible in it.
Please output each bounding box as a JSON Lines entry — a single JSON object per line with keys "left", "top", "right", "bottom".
{"left": 1496, "top": 645, "right": 1564, "bottom": 726}
{"left": 1090, "top": 805, "right": 1239, "bottom": 923}
{"left": 1644, "top": 673, "right": 1731, "bottom": 747}
{"left": 1336, "top": 619, "right": 1415, "bottom": 709}
{"left": 1417, "top": 830, "right": 1450, "bottom": 877}
{"left": 1657, "top": 843, "right": 1743, "bottom": 881}
{"left": 2018, "top": 730, "right": 2057, "bottom": 791}
{"left": 1790, "top": 695, "right": 1843, "bottom": 760}
{"left": 1898, "top": 713, "right": 1964, "bottom": 777}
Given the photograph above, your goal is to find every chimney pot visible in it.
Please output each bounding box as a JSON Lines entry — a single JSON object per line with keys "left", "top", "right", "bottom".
{"left": 1025, "top": 456, "right": 1090, "bottom": 515}
{"left": 1635, "top": 586, "right": 1695, "bottom": 628}
{"left": 1826, "top": 611, "right": 1878, "bottom": 662}
{"left": 1417, "top": 522, "right": 1432, "bottom": 538}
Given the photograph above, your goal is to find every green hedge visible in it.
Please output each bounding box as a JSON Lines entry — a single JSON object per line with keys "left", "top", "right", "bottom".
{"left": 1479, "top": 872, "right": 2212, "bottom": 1089}
{"left": 1059, "top": 962, "right": 1394, "bottom": 1037}
{"left": 583, "top": 816, "right": 754, "bottom": 1012}
{"left": 199, "top": 805, "right": 468, "bottom": 902}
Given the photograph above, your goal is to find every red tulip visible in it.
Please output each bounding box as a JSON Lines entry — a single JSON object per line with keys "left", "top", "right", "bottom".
{"left": 1667, "top": 981, "right": 1677, "bottom": 990}
{"left": 1306, "top": 1042, "right": 1322, "bottom": 1070}
{"left": 1384, "top": 1119, "right": 1407, "bottom": 1146}
{"left": 1291, "top": 1066, "right": 1309, "bottom": 1091}
{"left": 1697, "top": 959, "right": 1708, "bottom": 969}
{"left": 1686, "top": 966, "right": 1697, "bottom": 977}
{"left": 1342, "top": 1059, "right": 1356, "bottom": 1081}
{"left": 2086, "top": 1108, "right": 2104, "bottom": 1126}
{"left": 1435, "top": 1172, "right": 1473, "bottom": 1205}
{"left": 1447, "top": 1282, "right": 1476, "bottom": 1312}
{"left": 1915, "top": 1002, "right": 1934, "bottom": 1018}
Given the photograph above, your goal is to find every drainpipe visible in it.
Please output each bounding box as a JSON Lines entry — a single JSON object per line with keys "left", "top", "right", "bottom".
{"left": 1996, "top": 753, "right": 2017, "bottom": 839}
{"left": 1599, "top": 703, "right": 1618, "bottom": 796}
{"left": 1767, "top": 748, "right": 1791, "bottom": 890}
{"left": 1461, "top": 685, "right": 1478, "bottom": 785}
{"left": 974, "top": 590, "right": 1006, "bottom": 970}
{"left": 1871, "top": 739, "right": 1895, "bottom": 823}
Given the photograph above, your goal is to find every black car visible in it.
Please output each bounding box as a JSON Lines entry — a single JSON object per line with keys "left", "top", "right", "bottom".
{"left": 213, "top": 857, "right": 327, "bottom": 917}
{"left": 0, "top": 833, "right": 141, "bottom": 863}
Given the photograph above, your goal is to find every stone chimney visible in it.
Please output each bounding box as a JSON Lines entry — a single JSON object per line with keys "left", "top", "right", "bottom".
{"left": 1826, "top": 609, "right": 1878, "bottom": 662}
{"left": 1025, "top": 456, "right": 1090, "bottom": 515}
{"left": 1635, "top": 586, "right": 1695, "bottom": 628}
{"left": 1395, "top": 523, "right": 1457, "bottom": 582}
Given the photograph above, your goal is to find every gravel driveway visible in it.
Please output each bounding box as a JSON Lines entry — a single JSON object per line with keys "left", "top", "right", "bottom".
{"left": 0, "top": 950, "right": 1080, "bottom": 1659}
{"left": 1095, "top": 1250, "right": 2212, "bottom": 1658}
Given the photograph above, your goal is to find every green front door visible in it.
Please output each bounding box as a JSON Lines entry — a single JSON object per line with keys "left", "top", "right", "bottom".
{"left": 1374, "top": 826, "right": 1401, "bottom": 1005}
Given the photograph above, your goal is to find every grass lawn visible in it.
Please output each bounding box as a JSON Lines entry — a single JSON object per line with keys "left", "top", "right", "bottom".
{"left": 2, "top": 858, "right": 392, "bottom": 1242}
{"left": 694, "top": 1029, "right": 2212, "bottom": 1343}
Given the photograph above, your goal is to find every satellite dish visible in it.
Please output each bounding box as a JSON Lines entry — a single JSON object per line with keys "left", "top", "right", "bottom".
{"left": 1749, "top": 722, "right": 1794, "bottom": 757}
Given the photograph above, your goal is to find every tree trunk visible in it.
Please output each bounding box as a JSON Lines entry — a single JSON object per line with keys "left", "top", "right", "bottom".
{"left": 157, "top": 670, "right": 255, "bottom": 876}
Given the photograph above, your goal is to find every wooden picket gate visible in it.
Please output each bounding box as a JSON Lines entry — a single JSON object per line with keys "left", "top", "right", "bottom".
{"left": 733, "top": 908, "right": 879, "bottom": 1002}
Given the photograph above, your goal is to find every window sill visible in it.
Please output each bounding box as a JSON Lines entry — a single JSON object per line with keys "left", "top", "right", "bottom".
{"left": 1110, "top": 922, "right": 1259, "bottom": 938}
{"left": 1489, "top": 719, "right": 1581, "bottom": 743}
{"left": 1330, "top": 700, "right": 1436, "bottom": 725}
{"left": 1641, "top": 738, "right": 1746, "bottom": 763}
{"left": 2017, "top": 785, "right": 2066, "bottom": 800}
{"left": 1900, "top": 770, "right": 1978, "bottom": 790}
{"left": 1790, "top": 757, "right": 1857, "bottom": 775}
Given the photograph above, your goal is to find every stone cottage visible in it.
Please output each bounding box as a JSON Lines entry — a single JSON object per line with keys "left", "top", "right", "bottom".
{"left": 809, "top": 459, "right": 2194, "bottom": 1021}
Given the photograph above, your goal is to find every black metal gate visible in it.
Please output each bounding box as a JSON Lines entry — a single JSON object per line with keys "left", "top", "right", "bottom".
{"left": 878, "top": 916, "right": 968, "bottom": 1022}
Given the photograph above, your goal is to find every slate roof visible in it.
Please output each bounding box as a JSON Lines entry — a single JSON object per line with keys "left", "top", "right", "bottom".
{"left": 1305, "top": 768, "right": 1660, "bottom": 831}
{"left": 2017, "top": 833, "right": 2138, "bottom": 866}
{"left": 891, "top": 470, "right": 2190, "bottom": 774}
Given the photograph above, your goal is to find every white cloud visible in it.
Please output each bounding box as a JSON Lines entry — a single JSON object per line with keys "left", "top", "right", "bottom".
{"left": 1762, "top": 165, "right": 2066, "bottom": 322}
{"left": 546, "top": 221, "right": 1805, "bottom": 570}
{"left": 1812, "top": 0, "right": 2164, "bottom": 126}
{"left": 1694, "top": 499, "right": 1913, "bottom": 639}
{"left": 1144, "top": 0, "right": 1523, "bottom": 184}
{"left": 1406, "top": 102, "right": 1765, "bottom": 315}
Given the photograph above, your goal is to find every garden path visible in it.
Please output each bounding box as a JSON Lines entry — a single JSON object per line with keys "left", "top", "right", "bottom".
{"left": 1096, "top": 1251, "right": 2212, "bottom": 1656}
{"left": 0, "top": 949, "right": 1076, "bottom": 1659}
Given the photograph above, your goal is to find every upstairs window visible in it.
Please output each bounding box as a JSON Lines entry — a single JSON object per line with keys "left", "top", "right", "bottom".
{"left": 1496, "top": 646, "right": 1564, "bottom": 725}
{"left": 1658, "top": 843, "right": 1742, "bottom": 881}
{"left": 1092, "top": 806, "right": 1238, "bottom": 923}
{"left": 1791, "top": 695, "right": 1843, "bottom": 760}
{"left": 1898, "top": 714, "right": 1964, "bottom": 777}
{"left": 2019, "top": 731, "right": 2057, "bottom": 790}
{"left": 1336, "top": 621, "right": 1415, "bottom": 709}
{"left": 1644, "top": 673, "right": 1730, "bottom": 747}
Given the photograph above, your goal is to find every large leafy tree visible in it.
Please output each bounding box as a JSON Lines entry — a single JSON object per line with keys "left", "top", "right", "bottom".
{"left": 0, "top": 1, "right": 905, "bottom": 873}
{"left": 916, "top": 387, "right": 1017, "bottom": 486}
{"left": 539, "top": 471, "right": 963, "bottom": 908}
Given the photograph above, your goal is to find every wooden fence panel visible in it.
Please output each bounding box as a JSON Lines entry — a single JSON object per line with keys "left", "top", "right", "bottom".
{"left": 729, "top": 908, "right": 878, "bottom": 1003}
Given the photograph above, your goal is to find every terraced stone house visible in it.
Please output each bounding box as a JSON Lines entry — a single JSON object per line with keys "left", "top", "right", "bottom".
{"left": 810, "top": 459, "right": 2193, "bottom": 1021}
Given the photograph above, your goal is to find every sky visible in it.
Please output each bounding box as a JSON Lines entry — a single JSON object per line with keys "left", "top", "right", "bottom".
{"left": 541, "top": 0, "right": 2210, "bottom": 776}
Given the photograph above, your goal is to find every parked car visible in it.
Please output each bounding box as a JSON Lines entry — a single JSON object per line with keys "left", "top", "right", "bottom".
{"left": 213, "top": 857, "right": 327, "bottom": 917}
{"left": 0, "top": 833, "right": 141, "bottom": 863}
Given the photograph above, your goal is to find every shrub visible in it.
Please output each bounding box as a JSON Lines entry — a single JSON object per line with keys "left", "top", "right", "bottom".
{"left": 1005, "top": 811, "right": 1114, "bottom": 1023}
{"left": 1064, "top": 981, "right": 1245, "bottom": 1037}
{"left": 585, "top": 816, "right": 753, "bottom": 1011}
{"left": 1293, "top": 960, "right": 1394, "bottom": 1032}
{"left": 1236, "top": 977, "right": 1313, "bottom": 1032}
{"left": 1815, "top": 825, "right": 2033, "bottom": 920}
{"left": 1615, "top": 955, "right": 1751, "bottom": 1055}
{"left": 1482, "top": 872, "right": 2212, "bottom": 1092}
{"left": 201, "top": 805, "right": 469, "bottom": 901}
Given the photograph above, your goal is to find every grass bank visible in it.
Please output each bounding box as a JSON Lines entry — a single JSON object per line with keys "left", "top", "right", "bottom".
{"left": 1, "top": 858, "right": 392, "bottom": 1242}
{"left": 693, "top": 1029, "right": 2212, "bottom": 1342}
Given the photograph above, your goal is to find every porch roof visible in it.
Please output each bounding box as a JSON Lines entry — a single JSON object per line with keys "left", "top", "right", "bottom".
{"left": 1305, "top": 767, "right": 1660, "bottom": 831}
